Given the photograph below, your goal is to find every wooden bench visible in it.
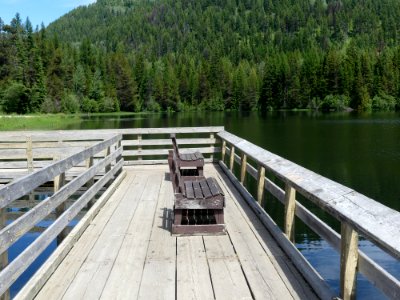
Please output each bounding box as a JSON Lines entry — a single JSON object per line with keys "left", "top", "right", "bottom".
{"left": 168, "top": 149, "right": 225, "bottom": 235}
{"left": 170, "top": 133, "right": 204, "bottom": 176}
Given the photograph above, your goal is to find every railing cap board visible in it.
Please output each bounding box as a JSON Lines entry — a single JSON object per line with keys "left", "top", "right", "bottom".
{"left": 0, "top": 127, "right": 224, "bottom": 139}
{"left": 217, "top": 130, "right": 400, "bottom": 258}
{"left": 0, "top": 132, "right": 114, "bottom": 142}
{"left": 110, "top": 126, "right": 224, "bottom": 134}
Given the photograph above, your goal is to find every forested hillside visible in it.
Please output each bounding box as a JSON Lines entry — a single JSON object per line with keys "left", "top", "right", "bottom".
{"left": 1, "top": 0, "right": 400, "bottom": 113}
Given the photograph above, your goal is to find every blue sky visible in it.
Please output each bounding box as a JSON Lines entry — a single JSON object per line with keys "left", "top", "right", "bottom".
{"left": 0, "top": 0, "right": 96, "bottom": 27}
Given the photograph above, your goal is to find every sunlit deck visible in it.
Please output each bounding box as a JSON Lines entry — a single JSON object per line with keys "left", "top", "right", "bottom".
{"left": 29, "top": 165, "right": 316, "bottom": 299}
{"left": 2, "top": 128, "right": 398, "bottom": 299}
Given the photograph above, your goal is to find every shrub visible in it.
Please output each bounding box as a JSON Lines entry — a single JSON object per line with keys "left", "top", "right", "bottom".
{"left": 145, "top": 98, "right": 161, "bottom": 112}
{"left": 372, "top": 93, "right": 397, "bottom": 111}
{"left": 2, "top": 82, "right": 30, "bottom": 114}
{"left": 99, "top": 97, "right": 119, "bottom": 112}
{"left": 61, "top": 93, "right": 80, "bottom": 113}
{"left": 81, "top": 97, "right": 99, "bottom": 113}
{"left": 40, "top": 97, "right": 59, "bottom": 113}
{"left": 320, "top": 94, "right": 350, "bottom": 111}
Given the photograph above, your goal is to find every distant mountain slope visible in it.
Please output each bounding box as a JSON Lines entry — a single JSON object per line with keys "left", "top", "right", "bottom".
{"left": 49, "top": 0, "right": 400, "bottom": 61}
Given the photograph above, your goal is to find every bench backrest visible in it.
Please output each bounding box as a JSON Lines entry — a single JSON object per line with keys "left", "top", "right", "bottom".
{"left": 169, "top": 150, "right": 185, "bottom": 196}
{"left": 170, "top": 133, "right": 180, "bottom": 157}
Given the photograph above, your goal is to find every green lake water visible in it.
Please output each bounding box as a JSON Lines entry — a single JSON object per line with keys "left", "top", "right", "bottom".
{"left": 7, "top": 111, "right": 400, "bottom": 298}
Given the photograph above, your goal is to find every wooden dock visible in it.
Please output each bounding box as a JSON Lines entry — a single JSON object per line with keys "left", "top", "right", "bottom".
{"left": 0, "top": 127, "right": 399, "bottom": 300}
{"left": 18, "top": 165, "right": 317, "bottom": 300}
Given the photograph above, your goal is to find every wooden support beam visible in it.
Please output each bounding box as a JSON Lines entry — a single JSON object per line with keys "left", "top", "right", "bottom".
{"left": 117, "top": 140, "right": 122, "bottom": 163}
{"left": 26, "top": 136, "right": 33, "bottom": 172}
{"left": 27, "top": 137, "right": 35, "bottom": 203}
{"left": 210, "top": 133, "right": 214, "bottom": 161}
{"left": 240, "top": 153, "right": 247, "bottom": 184}
{"left": 284, "top": 184, "right": 296, "bottom": 243}
{"left": 105, "top": 146, "right": 111, "bottom": 173}
{"left": 0, "top": 208, "right": 9, "bottom": 300}
{"left": 137, "top": 134, "right": 142, "bottom": 160}
{"left": 229, "top": 146, "right": 235, "bottom": 171}
{"left": 340, "top": 223, "right": 359, "bottom": 300}
{"left": 85, "top": 155, "right": 95, "bottom": 208}
{"left": 54, "top": 167, "right": 66, "bottom": 245}
{"left": 221, "top": 140, "right": 226, "bottom": 162}
{"left": 257, "top": 165, "right": 265, "bottom": 205}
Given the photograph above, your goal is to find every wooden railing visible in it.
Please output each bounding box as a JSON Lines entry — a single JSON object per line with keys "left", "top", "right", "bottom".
{"left": 217, "top": 131, "right": 400, "bottom": 300}
{"left": 0, "top": 134, "right": 124, "bottom": 298}
{"left": 0, "top": 131, "right": 116, "bottom": 184}
{"left": 0, "top": 127, "right": 223, "bottom": 170}
{"left": 118, "top": 126, "right": 223, "bottom": 165}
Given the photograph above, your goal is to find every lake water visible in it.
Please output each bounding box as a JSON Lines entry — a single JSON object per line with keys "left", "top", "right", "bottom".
{"left": 8, "top": 111, "right": 400, "bottom": 298}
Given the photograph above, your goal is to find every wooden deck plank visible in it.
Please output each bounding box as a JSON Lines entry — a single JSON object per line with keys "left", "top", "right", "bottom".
{"left": 100, "top": 200, "right": 158, "bottom": 299}
{"left": 203, "top": 235, "right": 253, "bottom": 300}
{"left": 35, "top": 173, "right": 137, "bottom": 299}
{"left": 176, "top": 236, "right": 214, "bottom": 299}
{"left": 137, "top": 172, "right": 176, "bottom": 300}
{"left": 60, "top": 174, "right": 153, "bottom": 299}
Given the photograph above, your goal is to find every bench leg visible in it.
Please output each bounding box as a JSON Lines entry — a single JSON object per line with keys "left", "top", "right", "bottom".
{"left": 215, "top": 209, "right": 224, "bottom": 224}
{"left": 174, "top": 208, "right": 183, "bottom": 226}
{"left": 198, "top": 166, "right": 204, "bottom": 176}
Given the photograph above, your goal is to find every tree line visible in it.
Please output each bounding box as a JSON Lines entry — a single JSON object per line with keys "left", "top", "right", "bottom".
{"left": 1, "top": 0, "right": 400, "bottom": 114}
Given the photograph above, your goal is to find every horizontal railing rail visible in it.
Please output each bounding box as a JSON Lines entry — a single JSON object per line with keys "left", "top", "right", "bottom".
{"left": 217, "top": 130, "right": 400, "bottom": 300}
{"left": 0, "top": 134, "right": 123, "bottom": 298}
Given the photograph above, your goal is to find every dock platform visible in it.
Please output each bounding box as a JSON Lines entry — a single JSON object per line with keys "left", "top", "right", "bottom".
{"left": 1, "top": 128, "right": 398, "bottom": 300}
{"left": 30, "top": 165, "right": 315, "bottom": 299}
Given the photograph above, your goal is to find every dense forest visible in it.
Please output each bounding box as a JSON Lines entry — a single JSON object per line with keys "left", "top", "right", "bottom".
{"left": 1, "top": 0, "right": 400, "bottom": 114}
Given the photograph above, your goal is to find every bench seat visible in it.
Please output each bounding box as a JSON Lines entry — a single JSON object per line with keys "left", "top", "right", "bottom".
{"left": 175, "top": 178, "right": 224, "bottom": 209}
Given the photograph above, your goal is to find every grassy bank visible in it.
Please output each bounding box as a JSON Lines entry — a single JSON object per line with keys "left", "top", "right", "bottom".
{"left": 0, "top": 114, "right": 82, "bottom": 131}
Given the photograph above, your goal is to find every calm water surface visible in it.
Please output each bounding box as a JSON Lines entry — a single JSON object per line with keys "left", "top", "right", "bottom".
{"left": 9, "top": 111, "right": 400, "bottom": 298}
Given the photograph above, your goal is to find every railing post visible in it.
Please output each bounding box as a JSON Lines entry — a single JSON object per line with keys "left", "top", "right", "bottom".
{"left": 340, "top": 223, "right": 359, "bottom": 300}
{"left": 0, "top": 207, "right": 9, "bottom": 300}
{"left": 229, "top": 145, "right": 235, "bottom": 171}
{"left": 54, "top": 157, "right": 67, "bottom": 245}
{"left": 221, "top": 140, "right": 226, "bottom": 162}
{"left": 86, "top": 155, "right": 95, "bottom": 208}
{"left": 137, "top": 134, "right": 142, "bottom": 161}
{"left": 257, "top": 165, "right": 265, "bottom": 204}
{"left": 240, "top": 153, "right": 247, "bottom": 184}
{"left": 117, "top": 139, "right": 122, "bottom": 163}
{"left": 26, "top": 136, "right": 34, "bottom": 203}
{"left": 105, "top": 146, "right": 111, "bottom": 173}
{"left": 26, "top": 136, "right": 33, "bottom": 172}
{"left": 210, "top": 133, "right": 214, "bottom": 162}
{"left": 284, "top": 184, "right": 296, "bottom": 242}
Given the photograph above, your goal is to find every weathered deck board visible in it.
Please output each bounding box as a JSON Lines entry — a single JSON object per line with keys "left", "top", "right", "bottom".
{"left": 204, "top": 235, "right": 253, "bottom": 300}
{"left": 176, "top": 236, "right": 214, "bottom": 299}
{"left": 30, "top": 165, "right": 317, "bottom": 300}
{"left": 137, "top": 173, "right": 176, "bottom": 300}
